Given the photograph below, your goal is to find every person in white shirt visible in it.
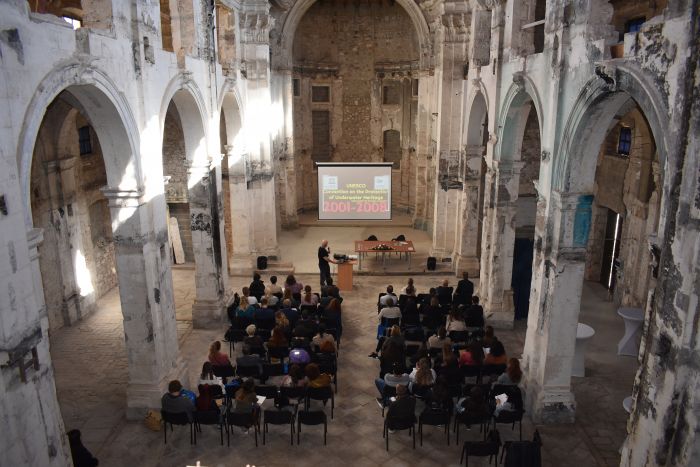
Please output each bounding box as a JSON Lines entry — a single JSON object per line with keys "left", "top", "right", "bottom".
{"left": 378, "top": 296, "right": 401, "bottom": 321}
{"left": 379, "top": 285, "right": 397, "bottom": 307}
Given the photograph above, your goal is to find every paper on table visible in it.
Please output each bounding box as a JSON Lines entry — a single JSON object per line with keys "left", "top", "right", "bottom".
{"left": 256, "top": 395, "right": 266, "bottom": 405}
{"left": 483, "top": 347, "right": 491, "bottom": 355}
{"left": 495, "top": 393, "right": 508, "bottom": 405}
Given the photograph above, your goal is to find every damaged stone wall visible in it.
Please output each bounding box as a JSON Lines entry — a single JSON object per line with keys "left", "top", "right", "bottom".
{"left": 291, "top": 0, "right": 419, "bottom": 212}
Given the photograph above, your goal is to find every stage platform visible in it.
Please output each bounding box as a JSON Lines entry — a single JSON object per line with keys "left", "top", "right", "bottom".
{"left": 278, "top": 212, "right": 453, "bottom": 275}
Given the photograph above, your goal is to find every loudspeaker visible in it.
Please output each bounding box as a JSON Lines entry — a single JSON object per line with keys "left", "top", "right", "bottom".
{"left": 427, "top": 257, "right": 437, "bottom": 271}
{"left": 257, "top": 256, "right": 268, "bottom": 270}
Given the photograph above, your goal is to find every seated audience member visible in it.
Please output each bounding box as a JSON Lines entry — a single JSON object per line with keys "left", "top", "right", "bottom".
{"left": 267, "top": 326, "right": 289, "bottom": 349}
{"left": 196, "top": 383, "right": 219, "bottom": 411}
{"left": 400, "top": 278, "right": 415, "bottom": 296}
{"left": 409, "top": 357, "right": 436, "bottom": 388}
{"left": 236, "top": 347, "right": 264, "bottom": 374}
{"left": 497, "top": 357, "right": 523, "bottom": 386}
{"left": 254, "top": 298, "right": 275, "bottom": 321}
{"left": 438, "top": 347, "right": 463, "bottom": 386}
{"left": 161, "top": 379, "right": 195, "bottom": 420}
{"left": 199, "top": 362, "right": 225, "bottom": 390}
{"left": 379, "top": 338, "right": 405, "bottom": 378}
{"left": 494, "top": 395, "right": 516, "bottom": 417}
{"left": 445, "top": 308, "right": 468, "bottom": 332}
{"left": 372, "top": 324, "right": 405, "bottom": 358}
{"left": 305, "top": 363, "right": 332, "bottom": 388}
{"left": 420, "top": 296, "right": 443, "bottom": 328}
{"left": 208, "top": 341, "right": 231, "bottom": 367}
{"left": 67, "top": 429, "right": 99, "bottom": 467}
{"left": 293, "top": 310, "right": 317, "bottom": 339}
{"left": 265, "top": 275, "right": 283, "bottom": 296}
{"left": 375, "top": 362, "right": 411, "bottom": 403}
{"left": 289, "top": 346, "right": 311, "bottom": 365}
{"left": 428, "top": 376, "right": 454, "bottom": 412}
{"left": 379, "top": 285, "right": 397, "bottom": 307}
{"left": 409, "top": 342, "right": 429, "bottom": 368}
{"left": 428, "top": 326, "right": 452, "bottom": 349}
{"left": 233, "top": 379, "right": 258, "bottom": 414}
{"left": 281, "top": 299, "right": 299, "bottom": 325}
{"left": 243, "top": 325, "right": 264, "bottom": 353}
{"left": 249, "top": 273, "right": 266, "bottom": 301}
{"left": 284, "top": 274, "right": 304, "bottom": 295}
{"left": 436, "top": 279, "right": 452, "bottom": 304}
{"left": 454, "top": 271, "right": 474, "bottom": 306}
{"left": 456, "top": 385, "right": 491, "bottom": 419}
{"left": 274, "top": 311, "right": 290, "bottom": 331}
{"left": 458, "top": 342, "right": 485, "bottom": 367}
{"left": 321, "top": 298, "right": 342, "bottom": 328}
{"left": 385, "top": 384, "right": 416, "bottom": 420}
{"left": 378, "top": 296, "right": 401, "bottom": 321}
{"left": 482, "top": 326, "right": 496, "bottom": 348}
{"left": 484, "top": 338, "right": 508, "bottom": 365}
{"left": 319, "top": 284, "right": 342, "bottom": 308}
{"left": 282, "top": 288, "right": 299, "bottom": 308}
{"left": 300, "top": 285, "right": 319, "bottom": 306}
{"left": 464, "top": 296, "right": 485, "bottom": 327}
{"left": 312, "top": 326, "right": 337, "bottom": 352}
{"left": 281, "top": 364, "right": 307, "bottom": 387}
{"left": 235, "top": 295, "right": 256, "bottom": 319}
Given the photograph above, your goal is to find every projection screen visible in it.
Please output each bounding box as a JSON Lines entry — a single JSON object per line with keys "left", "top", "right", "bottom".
{"left": 317, "top": 162, "right": 392, "bottom": 220}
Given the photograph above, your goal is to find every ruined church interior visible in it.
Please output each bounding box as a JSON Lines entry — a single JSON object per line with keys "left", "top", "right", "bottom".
{"left": 1, "top": 0, "right": 699, "bottom": 466}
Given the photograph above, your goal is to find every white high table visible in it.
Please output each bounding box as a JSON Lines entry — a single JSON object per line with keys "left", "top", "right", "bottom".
{"left": 617, "top": 307, "right": 644, "bottom": 356}
{"left": 572, "top": 323, "right": 595, "bottom": 377}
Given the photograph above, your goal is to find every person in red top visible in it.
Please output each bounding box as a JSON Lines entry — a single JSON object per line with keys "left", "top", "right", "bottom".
{"left": 208, "top": 340, "right": 231, "bottom": 367}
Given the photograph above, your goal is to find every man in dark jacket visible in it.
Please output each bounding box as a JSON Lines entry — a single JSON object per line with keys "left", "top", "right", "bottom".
{"left": 161, "top": 380, "right": 195, "bottom": 421}
{"left": 464, "top": 296, "right": 485, "bottom": 327}
{"left": 454, "top": 271, "right": 474, "bottom": 306}
{"left": 386, "top": 384, "right": 416, "bottom": 422}
{"left": 249, "top": 273, "right": 265, "bottom": 301}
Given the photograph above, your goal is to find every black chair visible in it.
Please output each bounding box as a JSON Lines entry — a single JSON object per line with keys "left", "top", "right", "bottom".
{"left": 255, "top": 384, "right": 279, "bottom": 401}
{"left": 449, "top": 330, "right": 470, "bottom": 343}
{"left": 305, "top": 386, "right": 334, "bottom": 419}
{"left": 262, "top": 362, "right": 285, "bottom": 381}
{"left": 454, "top": 410, "right": 492, "bottom": 444}
{"left": 411, "top": 384, "right": 433, "bottom": 400}
{"left": 398, "top": 294, "right": 410, "bottom": 309}
{"left": 481, "top": 364, "right": 507, "bottom": 383}
{"left": 416, "top": 293, "right": 432, "bottom": 306}
{"left": 297, "top": 410, "right": 327, "bottom": 445}
{"left": 500, "top": 430, "right": 542, "bottom": 465}
{"left": 381, "top": 317, "right": 401, "bottom": 328}
{"left": 379, "top": 384, "right": 397, "bottom": 417}
{"left": 419, "top": 406, "right": 451, "bottom": 446}
{"left": 236, "top": 365, "right": 262, "bottom": 380}
{"left": 314, "top": 353, "right": 338, "bottom": 393}
{"left": 292, "top": 292, "right": 302, "bottom": 303}
{"left": 461, "top": 364, "right": 482, "bottom": 383}
{"left": 224, "top": 328, "right": 246, "bottom": 356}
{"left": 403, "top": 326, "right": 424, "bottom": 342}
{"left": 255, "top": 327, "right": 272, "bottom": 341}
{"left": 384, "top": 414, "right": 416, "bottom": 451}
{"left": 212, "top": 364, "right": 236, "bottom": 379}
{"left": 405, "top": 343, "right": 421, "bottom": 360}
{"left": 193, "top": 410, "right": 224, "bottom": 445}
{"left": 460, "top": 429, "right": 501, "bottom": 466}
{"left": 267, "top": 346, "right": 289, "bottom": 363}
{"left": 226, "top": 411, "right": 260, "bottom": 447}
{"left": 161, "top": 411, "right": 194, "bottom": 445}
{"left": 263, "top": 408, "right": 296, "bottom": 445}
{"left": 280, "top": 386, "right": 306, "bottom": 408}
{"left": 491, "top": 385, "right": 525, "bottom": 440}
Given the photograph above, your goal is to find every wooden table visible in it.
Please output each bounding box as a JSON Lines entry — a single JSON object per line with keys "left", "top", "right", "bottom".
{"left": 354, "top": 240, "right": 415, "bottom": 270}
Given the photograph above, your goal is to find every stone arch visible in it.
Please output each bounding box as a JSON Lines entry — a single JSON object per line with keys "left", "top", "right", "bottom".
{"left": 159, "top": 76, "right": 210, "bottom": 166}
{"left": 219, "top": 91, "right": 245, "bottom": 159}
{"left": 554, "top": 65, "right": 669, "bottom": 196}
{"left": 496, "top": 79, "right": 544, "bottom": 162}
{"left": 276, "top": 0, "right": 433, "bottom": 70}
{"left": 465, "top": 91, "right": 489, "bottom": 147}
{"left": 17, "top": 63, "right": 141, "bottom": 227}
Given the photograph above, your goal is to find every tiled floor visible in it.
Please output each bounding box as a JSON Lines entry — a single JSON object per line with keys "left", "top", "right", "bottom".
{"left": 50, "top": 271, "right": 636, "bottom": 467}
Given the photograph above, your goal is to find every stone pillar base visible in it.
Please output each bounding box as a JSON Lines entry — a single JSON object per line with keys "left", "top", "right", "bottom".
{"left": 192, "top": 297, "right": 225, "bottom": 329}
{"left": 126, "top": 356, "right": 188, "bottom": 420}
{"left": 228, "top": 254, "right": 253, "bottom": 276}
{"left": 453, "top": 254, "right": 480, "bottom": 277}
{"left": 524, "top": 380, "right": 576, "bottom": 424}
{"left": 484, "top": 289, "right": 515, "bottom": 329}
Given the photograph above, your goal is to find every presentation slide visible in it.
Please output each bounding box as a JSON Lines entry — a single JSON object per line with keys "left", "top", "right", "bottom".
{"left": 317, "top": 163, "right": 392, "bottom": 220}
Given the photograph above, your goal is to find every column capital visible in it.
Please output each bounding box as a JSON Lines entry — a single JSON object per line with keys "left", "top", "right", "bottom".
{"left": 100, "top": 187, "right": 145, "bottom": 207}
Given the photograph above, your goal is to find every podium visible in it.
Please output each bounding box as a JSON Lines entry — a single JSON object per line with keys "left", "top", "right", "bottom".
{"left": 336, "top": 261, "right": 356, "bottom": 291}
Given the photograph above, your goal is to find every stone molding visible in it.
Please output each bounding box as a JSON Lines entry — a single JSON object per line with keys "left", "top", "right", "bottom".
{"left": 100, "top": 187, "right": 145, "bottom": 208}
{"left": 441, "top": 12, "right": 470, "bottom": 44}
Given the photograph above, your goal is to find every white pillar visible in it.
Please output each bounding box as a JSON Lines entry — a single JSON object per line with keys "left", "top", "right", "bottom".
{"left": 453, "top": 145, "right": 484, "bottom": 276}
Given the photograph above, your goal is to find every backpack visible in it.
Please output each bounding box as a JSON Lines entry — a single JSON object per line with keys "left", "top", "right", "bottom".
{"left": 144, "top": 410, "right": 162, "bottom": 431}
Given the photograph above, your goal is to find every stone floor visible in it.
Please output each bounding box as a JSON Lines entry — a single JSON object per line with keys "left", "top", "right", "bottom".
{"left": 49, "top": 270, "right": 639, "bottom": 467}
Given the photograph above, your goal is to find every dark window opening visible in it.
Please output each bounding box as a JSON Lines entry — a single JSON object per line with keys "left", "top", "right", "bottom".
{"left": 617, "top": 127, "right": 632, "bottom": 156}
{"left": 412, "top": 79, "right": 419, "bottom": 97}
{"left": 625, "top": 17, "right": 645, "bottom": 34}
{"left": 78, "top": 126, "right": 92, "bottom": 155}
{"left": 312, "top": 110, "right": 331, "bottom": 162}
{"left": 293, "top": 78, "right": 300, "bottom": 97}
{"left": 383, "top": 84, "right": 401, "bottom": 105}
{"left": 312, "top": 86, "right": 330, "bottom": 102}
{"left": 383, "top": 130, "right": 401, "bottom": 169}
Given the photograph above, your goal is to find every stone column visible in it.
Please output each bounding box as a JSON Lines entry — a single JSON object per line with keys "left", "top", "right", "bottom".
{"left": 453, "top": 145, "right": 484, "bottom": 276}
{"left": 188, "top": 159, "right": 226, "bottom": 328}
{"left": 239, "top": 1, "right": 280, "bottom": 259}
{"left": 411, "top": 70, "right": 435, "bottom": 231}
{"left": 272, "top": 69, "right": 298, "bottom": 229}
{"left": 102, "top": 188, "right": 186, "bottom": 419}
{"left": 226, "top": 146, "right": 255, "bottom": 274}
{"left": 521, "top": 191, "right": 593, "bottom": 424}
{"left": 479, "top": 160, "right": 522, "bottom": 328}
{"left": 430, "top": 8, "right": 470, "bottom": 259}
